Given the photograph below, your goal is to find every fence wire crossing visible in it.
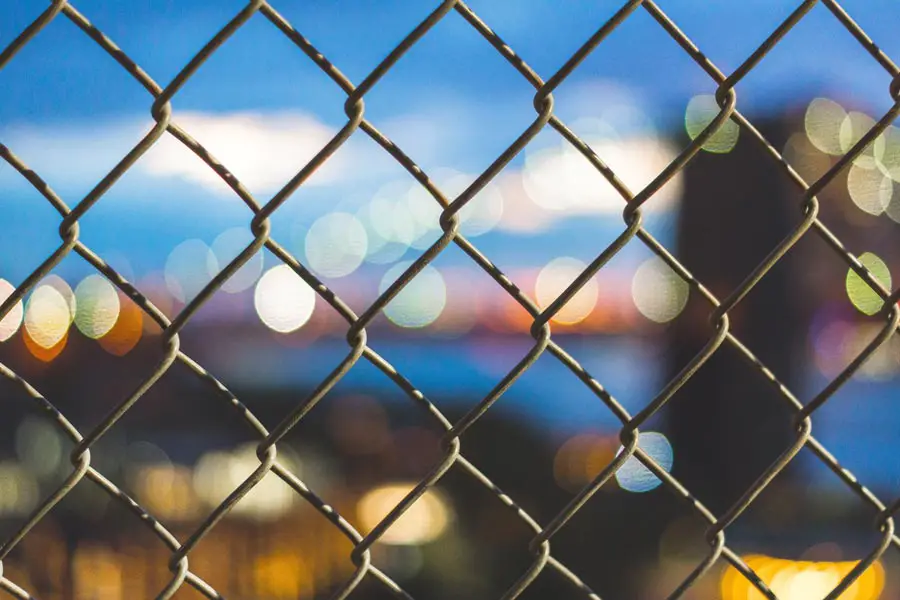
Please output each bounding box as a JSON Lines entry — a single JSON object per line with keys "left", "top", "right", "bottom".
{"left": 2, "top": 1, "right": 900, "bottom": 598}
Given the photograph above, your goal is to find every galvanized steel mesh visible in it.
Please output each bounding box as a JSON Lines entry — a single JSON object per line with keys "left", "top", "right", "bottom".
{"left": 2, "top": 1, "right": 900, "bottom": 598}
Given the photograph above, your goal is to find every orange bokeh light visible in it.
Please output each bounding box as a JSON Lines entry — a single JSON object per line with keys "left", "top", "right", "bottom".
{"left": 99, "top": 297, "right": 143, "bottom": 356}
{"left": 23, "top": 328, "right": 67, "bottom": 362}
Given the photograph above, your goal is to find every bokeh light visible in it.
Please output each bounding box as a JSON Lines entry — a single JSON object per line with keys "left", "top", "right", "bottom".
{"left": 846, "top": 252, "right": 891, "bottom": 316}
{"left": 615, "top": 431, "right": 673, "bottom": 493}
{"left": 254, "top": 265, "right": 315, "bottom": 333}
{"left": 847, "top": 163, "right": 892, "bottom": 215}
{"left": 164, "top": 239, "right": 218, "bottom": 303}
{"left": 535, "top": 257, "right": 598, "bottom": 325}
{"left": 805, "top": 98, "right": 846, "bottom": 155}
{"left": 522, "top": 136, "right": 681, "bottom": 215}
{"left": 98, "top": 296, "right": 143, "bottom": 356}
{"left": 405, "top": 183, "right": 443, "bottom": 250}
{"left": 74, "top": 275, "right": 121, "bottom": 340}
{"left": 23, "top": 328, "right": 67, "bottom": 362}
{"left": 362, "top": 181, "right": 418, "bottom": 263}
{"left": 379, "top": 262, "right": 446, "bottom": 328}
{"left": 0, "top": 279, "right": 24, "bottom": 342}
{"left": 134, "top": 463, "right": 199, "bottom": 522}
{"left": 436, "top": 170, "right": 504, "bottom": 237}
{"left": 25, "top": 283, "right": 71, "bottom": 348}
{"left": 41, "top": 275, "right": 76, "bottom": 322}
{"left": 839, "top": 111, "right": 883, "bottom": 170}
{"left": 877, "top": 125, "right": 900, "bottom": 182}
{"left": 553, "top": 433, "right": 617, "bottom": 493}
{"left": 631, "top": 257, "right": 689, "bottom": 323}
{"left": 720, "top": 555, "right": 883, "bottom": 600}
{"left": 783, "top": 132, "right": 831, "bottom": 183}
{"left": 685, "top": 94, "right": 739, "bottom": 154}
{"left": 305, "top": 212, "right": 368, "bottom": 278}
{"left": 15, "top": 417, "right": 63, "bottom": 479}
{"left": 211, "top": 227, "right": 264, "bottom": 293}
{"left": 0, "top": 462, "right": 39, "bottom": 517}
{"left": 357, "top": 483, "right": 450, "bottom": 545}
{"left": 193, "top": 443, "right": 299, "bottom": 521}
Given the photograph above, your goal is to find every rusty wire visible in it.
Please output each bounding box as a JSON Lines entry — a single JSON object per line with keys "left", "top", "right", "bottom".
{"left": 2, "top": 0, "right": 900, "bottom": 598}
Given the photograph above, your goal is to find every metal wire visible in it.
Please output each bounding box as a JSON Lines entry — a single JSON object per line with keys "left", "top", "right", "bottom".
{"left": 2, "top": 1, "right": 899, "bottom": 598}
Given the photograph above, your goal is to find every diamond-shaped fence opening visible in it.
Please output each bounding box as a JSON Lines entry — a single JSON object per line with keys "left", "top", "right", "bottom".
{"left": 3, "top": 1, "right": 900, "bottom": 599}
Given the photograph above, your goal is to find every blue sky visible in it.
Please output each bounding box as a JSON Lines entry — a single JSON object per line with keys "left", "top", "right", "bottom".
{"left": 2, "top": 0, "right": 899, "bottom": 283}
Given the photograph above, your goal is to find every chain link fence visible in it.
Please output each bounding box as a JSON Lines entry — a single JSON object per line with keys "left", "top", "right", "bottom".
{"left": 2, "top": 1, "right": 900, "bottom": 598}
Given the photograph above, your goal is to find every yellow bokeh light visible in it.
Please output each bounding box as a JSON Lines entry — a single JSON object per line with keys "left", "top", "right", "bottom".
{"left": 553, "top": 433, "right": 617, "bottom": 493}
{"left": 805, "top": 98, "right": 847, "bottom": 155}
{"left": 41, "top": 275, "right": 76, "bottom": 322}
{"left": 631, "top": 257, "right": 689, "bottom": 323}
{"left": 357, "top": 483, "right": 450, "bottom": 545}
{"left": 193, "top": 443, "right": 299, "bottom": 520}
{"left": 685, "top": 94, "right": 739, "bottom": 154}
{"left": 24, "top": 284, "right": 71, "bottom": 349}
{"left": 535, "top": 257, "right": 598, "bottom": 325}
{"left": 721, "top": 555, "right": 883, "bottom": 600}
{"left": 847, "top": 164, "right": 892, "bottom": 215}
{"left": 846, "top": 252, "right": 891, "bottom": 316}
{"left": 0, "top": 279, "right": 24, "bottom": 342}
{"left": 254, "top": 265, "right": 315, "bottom": 333}
{"left": 74, "top": 275, "right": 121, "bottom": 340}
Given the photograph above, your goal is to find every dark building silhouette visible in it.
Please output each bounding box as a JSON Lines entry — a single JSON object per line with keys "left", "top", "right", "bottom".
{"left": 666, "top": 117, "right": 805, "bottom": 516}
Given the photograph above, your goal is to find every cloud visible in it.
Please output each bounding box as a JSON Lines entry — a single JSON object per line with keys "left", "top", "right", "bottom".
{"left": 141, "top": 111, "right": 340, "bottom": 196}
{"left": 492, "top": 135, "right": 682, "bottom": 234}
{"left": 0, "top": 117, "right": 150, "bottom": 194}
{"left": 0, "top": 110, "right": 343, "bottom": 200}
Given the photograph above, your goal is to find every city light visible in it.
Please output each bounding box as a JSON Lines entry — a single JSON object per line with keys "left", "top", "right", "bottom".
{"left": 437, "top": 170, "right": 504, "bottom": 237}
{"left": 164, "top": 238, "right": 218, "bottom": 303}
{"left": 357, "top": 483, "right": 451, "bottom": 545}
{"left": 535, "top": 257, "right": 598, "bottom": 325}
{"left": 847, "top": 163, "right": 892, "bottom": 216}
{"left": 685, "top": 94, "right": 739, "bottom": 154}
{"left": 193, "top": 443, "right": 299, "bottom": 520}
{"left": 0, "top": 278, "right": 24, "bottom": 342}
{"left": 0, "top": 462, "right": 39, "bottom": 517}
{"left": 305, "top": 212, "right": 369, "bottom": 278}
{"left": 615, "top": 432, "right": 673, "bottom": 493}
{"left": 720, "top": 554, "right": 884, "bottom": 600}
{"left": 805, "top": 98, "right": 847, "bottom": 156}
{"left": 363, "top": 180, "right": 419, "bottom": 263}
{"left": 211, "top": 227, "right": 264, "bottom": 293}
{"left": 254, "top": 265, "right": 316, "bottom": 333}
{"left": 846, "top": 253, "right": 891, "bottom": 316}
{"left": 379, "top": 262, "right": 446, "bottom": 328}
{"left": 98, "top": 296, "right": 143, "bottom": 356}
{"left": 878, "top": 125, "right": 900, "bottom": 182}
{"left": 42, "top": 275, "right": 76, "bottom": 322}
{"left": 631, "top": 257, "right": 690, "bottom": 323}
{"left": 15, "top": 417, "right": 63, "bottom": 479}
{"left": 24, "top": 283, "right": 71, "bottom": 349}
{"left": 553, "top": 433, "right": 617, "bottom": 493}
{"left": 74, "top": 275, "right": 121, "bottom": 340}
{"left": 840, "top": 111, "right": 882, "bottom": 170}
